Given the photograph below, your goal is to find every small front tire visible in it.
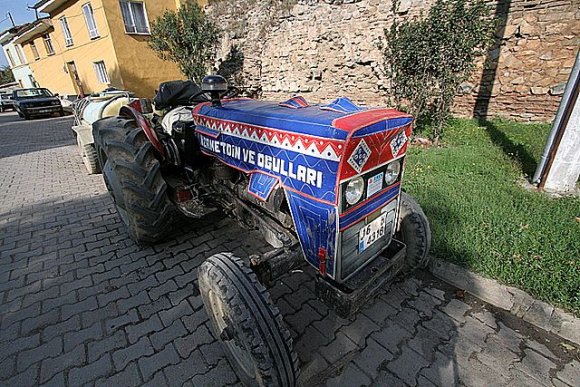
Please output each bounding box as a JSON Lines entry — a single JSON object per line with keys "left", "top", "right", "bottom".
{"left": 199, "top": 253, "right": 299, "bottom": 387}
{"left": 397, "top": 192, "right": 432, "bottom": 270}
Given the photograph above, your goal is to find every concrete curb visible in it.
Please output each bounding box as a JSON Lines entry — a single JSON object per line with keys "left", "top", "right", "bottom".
{"left": 429, "top": 258, "right": 580, "bottom": 346}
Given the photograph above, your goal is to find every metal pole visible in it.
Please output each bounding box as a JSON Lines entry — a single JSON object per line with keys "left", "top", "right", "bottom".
{"left": 532, "top": 51, "right": 580, "bottom": 184}
{"left": 6, "top": 12, "right": 15, "bottom": 27}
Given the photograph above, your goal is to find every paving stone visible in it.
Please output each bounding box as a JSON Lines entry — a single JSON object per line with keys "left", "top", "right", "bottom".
{"left": 2, "top": 364, "right": 39, "bottom": 386}
{"left": 64, "top": 322, "right": 103, "bottom": 351}
{"left": 371, "top": 370, "right": 407, "bottom": 387}
{"left": 514, "top": 348, "right": 557, "bottom": 385}
{"left": 419, "top": 351, "right": 460, "bottom": 387}
{"left": 98, "top": 286, "right": 130, "bottom": 307}
{"left": 285, "top": 303, "right": 323, "bottom": 336}
{"left": 88, "top": 330, "right": 128, "bottom": 363}
{"left": 40, "top": 345, "right": 86, "bottom": 383}
{"left": 353, "top": 338, "right": 393, "bottom": 379}
{"left": 117, "top": 289, "right": 151, "bottom": 314}
{"left": 440, "top": 299, "right": 471, "bottom": 323}
{"left": 294, "top": 325, "right": 333, "bottom": 363}
{"left": 150, "top": 319, "right": 188, "bottom": 351}
{"left": 62, "top": 295, "right": 98, "bottom": 320}
{"left": 174, "top": 324, "right": 214, "bottom": 358}
{"left": 457, "top": 316, "right": 495, "bottom": 347}
{"left": 199, "top": 341, "right": 225, "bottom": 367}
{"left": 17, "top": 336, "right": 63, "bottom": 372}
{"left": 105, "top": 308, "right": 140, "bottom": 334}
{"left": 472, "top": 309, "right": 498, "bottom": 330}
{"left": 112, "top": 337, "right": 154, "bottom": 371}
{"left": 371, "top": 320, "right": 413, "bottom": 352}
{"left": 0, "top": 333, "right": 40, "bottom": 359}
{"left": 95, "top": 362, "right": 142, "bottom": 387}
{"left": 163, "top": 350, "right": 208, "bottom": 387}
{"left": 340, "top": 313, "right": 381, "bottom": 347}
{"left": 0, "top": 354, "right": 16, "bottom": 380}
{"left": 21, "top": 308, "right": 60, "bottom": 336}
{"left": 158, "top": 299, "right": 194, "bottom": 327}
{"left": 190, "top": 358, "right": 238, "bottom": 386}
{"left": 496, "top": 321, "right": 524, "bottom": 353}
{"left": 142, "top": 370, "right": 169, "bottom": 387}
{"left": 556, "top": 360, "right": 580, "bottom": 387}
{"left": 457, "top": 356, "right": 511, "bottom": 387}
{"left": 318, "top": 332, "right": 359, "bottom": 364}
{"left": 386, "top": 346, "right": 430, "bottom": 386}
{"left": 138, "top": 344, "right": 180, "bottom": 381}
{"left": 326, "top": 362, "right": 372, "bottom": 387}
{"left": 524, "top": 338, "right": 558, "bottom": 360}
{"left": 81, "top": 302, "right": 119, "bottom": 329}
{"left": 126, "top": 314, "right": 164, "bottom": 344}
{"left": 68, "top": 353, "right": 114, "bottom": 386}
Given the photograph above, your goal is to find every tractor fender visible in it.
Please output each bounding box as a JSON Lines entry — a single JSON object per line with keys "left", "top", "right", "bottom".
{"left": 119, "top": 105, "right": 165, "bottom": 158}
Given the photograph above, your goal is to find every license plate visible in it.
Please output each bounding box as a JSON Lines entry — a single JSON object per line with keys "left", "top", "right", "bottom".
{"left": 358, "top": 213, "right": 388, "bottom": 252}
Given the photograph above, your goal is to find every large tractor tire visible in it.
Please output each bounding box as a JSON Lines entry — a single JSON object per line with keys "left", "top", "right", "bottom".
{"left": 93, "top": 116, "right": 175, "bottom": 244}
{"left": 77, "top": 135, "right": 101, "bottom": 174}
{"left": 397, "top": 192, "right": 432, "bottom": 270}
{"left": 198, "top": 253, "right": 299, "bottom": 387}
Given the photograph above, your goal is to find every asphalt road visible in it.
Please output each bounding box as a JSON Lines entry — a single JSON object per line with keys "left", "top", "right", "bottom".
{"left": 0, "top": 112, "right": 578, "bottom": 386}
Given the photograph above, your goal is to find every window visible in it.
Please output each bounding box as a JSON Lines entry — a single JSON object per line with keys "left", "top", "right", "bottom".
{"left": 16, "top": 45, "right": 26, "bottom": 64}
{"left": 43, "top": 34, "right": 55, "bottom": 55}
{"left": 93, "top": 61, "right": 110, "bottom": 84}
{"left": 30, "top": 42, "right": 40, "bottom": 60}
{"left": 119, "top": 1, "right": 150, "bottom": 34}
{"left": 60, "top": 17, "right": 74, "bottom": 47}
{"left": 5, "top": 49, "right": 15, "bottom": 67}
{"left": 82, "top": 3, "right": 100, "bottom": 39}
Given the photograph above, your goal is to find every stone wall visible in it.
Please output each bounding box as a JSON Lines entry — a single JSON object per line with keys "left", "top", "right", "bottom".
{"left": 209, "top": 0, "right": 580, "bottom": 122}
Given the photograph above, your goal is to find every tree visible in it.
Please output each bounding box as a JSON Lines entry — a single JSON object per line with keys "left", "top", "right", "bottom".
{"left": 149, "top": 0, "right": 221, "bottom": 84}
{"left": 0, "top": 65, "right": 15, "bottom": 85}
{"left": 384, "top": 0, "right": 494, "bottom": 142}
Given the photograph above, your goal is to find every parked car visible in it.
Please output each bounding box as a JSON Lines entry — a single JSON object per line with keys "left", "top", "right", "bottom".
{"left": 12, "top": 88, "right": 64, "bottom": 120}
{"left": 0, "top": 93, "right": 14, "bottom": 112}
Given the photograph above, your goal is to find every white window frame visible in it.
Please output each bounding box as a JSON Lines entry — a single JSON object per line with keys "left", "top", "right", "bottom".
{"left": 119, "top": 1, "right": 151, "bottom": 35}
{"left": 93, "top": 61, "right": 110, "bottom": 84}
{"left": 16, "top": 45, "right": 26, "bottom": 65}
{"left": 82, "top": 3, "right": 100, "bottom": 39}
{"left": 60, "top": 16, "right": 74, "bottom": 47}
{"left": 43, "top": 34, "right": 55, "bottom": 55}
{"left": 30, "top": 42, "right": 40, "bottom": 60}
{"left": 5, "top": 49, "right": 15, "bottom": 67}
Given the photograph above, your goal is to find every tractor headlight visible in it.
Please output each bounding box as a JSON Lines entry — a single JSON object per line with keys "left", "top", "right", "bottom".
{"left": 384, "top": 160, "right": 401, "bottom": 186}
{"left": 345, "top": 176, "right": 364, "bottom": 206}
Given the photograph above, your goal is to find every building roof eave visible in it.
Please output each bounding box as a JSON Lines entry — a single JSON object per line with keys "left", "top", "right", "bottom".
{"left": 13, "top": 20, "right": 52, "bottom": 45}
{"left": 34, "top": 0, "right": 70, "bottom": 14}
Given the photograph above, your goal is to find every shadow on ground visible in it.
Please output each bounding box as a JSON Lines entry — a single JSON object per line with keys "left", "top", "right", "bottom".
{"left": 0, "top": 115, "right": 75, "bottom": 159}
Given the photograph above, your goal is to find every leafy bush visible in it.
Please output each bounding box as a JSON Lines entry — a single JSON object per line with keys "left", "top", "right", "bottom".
{"left": 384, "top": 0, "right": 494, "bottom": 142}
{"left": 149, "top": 0, "right": 221, "bottom": 83}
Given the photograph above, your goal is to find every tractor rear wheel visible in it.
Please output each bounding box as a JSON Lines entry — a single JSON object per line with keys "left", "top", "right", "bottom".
{"left": 77, "top": 135, "right": 100, "bottom": 174}
{"left": 93, "top": 116, "right": 175, "bottom": 244}
{"left": 397, "top": 192, "right": 432, "bottom": 270}
{"left": 198, "top": 253, "right": 299, "bottom": 387}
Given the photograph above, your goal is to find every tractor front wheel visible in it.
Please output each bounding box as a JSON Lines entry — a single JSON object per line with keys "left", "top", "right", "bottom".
{"left": 198, "top": 253, "right": 299, "bottom": 387}
{"left": 93, "top": 117, "right": 175, "bottom": 244}
{"left": 397, "top": 192, "right": 432, "bottom": 270}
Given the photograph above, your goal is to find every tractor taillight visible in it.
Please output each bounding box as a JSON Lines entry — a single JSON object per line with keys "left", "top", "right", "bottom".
{"left": 318, "top": 247, "right": 327, "bottom": 277}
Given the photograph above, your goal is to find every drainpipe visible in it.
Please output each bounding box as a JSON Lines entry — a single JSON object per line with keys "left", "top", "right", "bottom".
{"left": 532, "top": 51, "right": 580, "bottom": 185}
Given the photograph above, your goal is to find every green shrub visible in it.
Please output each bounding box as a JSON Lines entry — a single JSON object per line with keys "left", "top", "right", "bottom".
{"left": 384, "top": 0, "right": 494, "bottom": 142}
{"left": 149, "top": 0, "right": 221, "bottom": 83}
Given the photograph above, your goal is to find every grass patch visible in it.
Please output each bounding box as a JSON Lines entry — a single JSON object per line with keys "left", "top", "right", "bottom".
{"left": 405, "top": 118, "right": 580, "bottom": 315}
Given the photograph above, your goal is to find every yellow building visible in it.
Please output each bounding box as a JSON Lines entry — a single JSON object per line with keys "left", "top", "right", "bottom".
{"left": 15, "top": 0, "right": 189, "bottom": 98}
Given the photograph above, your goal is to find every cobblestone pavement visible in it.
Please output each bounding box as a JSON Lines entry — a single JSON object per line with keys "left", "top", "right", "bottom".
{"left": 1, "top": 113, "right": 579, "bottom": 386}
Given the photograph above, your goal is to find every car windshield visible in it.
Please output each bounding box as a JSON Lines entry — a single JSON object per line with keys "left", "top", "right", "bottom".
{"left": 15, "top": 88, "right": 54, "bottom": 99}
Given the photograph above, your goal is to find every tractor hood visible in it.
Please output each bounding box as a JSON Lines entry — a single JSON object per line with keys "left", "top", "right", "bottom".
{"left": 192, "top": 97, "right": 413, "bottom": 205}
